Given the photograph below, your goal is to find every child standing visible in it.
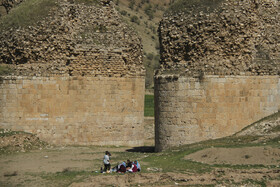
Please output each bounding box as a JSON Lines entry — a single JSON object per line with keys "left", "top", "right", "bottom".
{"left": 103, "top": 151, "right": 111, "bottom": 173}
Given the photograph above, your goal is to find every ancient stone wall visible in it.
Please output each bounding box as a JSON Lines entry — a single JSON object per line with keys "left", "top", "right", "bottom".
{"left": 0, "top": 0, "right": 145, "bottom": 145}
{"left": 155, "top": 75, "right": 280, "bottom": 151}
{"left": 0, "top": 76, "right": 145, "bottom": 145}
{"left": 0, "top": 0, "right": 145, "bottom": 77}
{"left": 155, "top": 0, "right": 280, "bottom": 151}
{"left": 158, "top": 0, "right": 279, "bottom": 76}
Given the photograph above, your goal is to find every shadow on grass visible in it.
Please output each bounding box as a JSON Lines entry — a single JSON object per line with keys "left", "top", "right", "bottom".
{"left": 126, "top": 146, "right": 155, "bottom": 153}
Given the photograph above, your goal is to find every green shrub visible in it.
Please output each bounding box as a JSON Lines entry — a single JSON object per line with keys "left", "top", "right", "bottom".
{"left": 130, "top": 15, "right": 140, "bottom": 25}
{"left": 146, "top": 53, "right": 154, "bottom": 60}
{"left": 144, "top": 4, "right": 154, "bottom": 20}
{"left": 0, "top": 65, "right": 12, "bottom": 76}
{"left": 144, "top": 95, "right": 154, "bottom": 117}
{"left": 120, "top": 10, "right": 127, "bottom": 16}
{"left": 129, "top": 0, "right": 135, "bottom": 10}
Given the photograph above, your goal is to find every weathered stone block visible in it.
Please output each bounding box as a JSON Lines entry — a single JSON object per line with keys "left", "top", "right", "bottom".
{"left": 0, "top": 76, "right": 145, "bottom": 146}
{"left": 155, "top": 75, "right": 280, "bottom": 152}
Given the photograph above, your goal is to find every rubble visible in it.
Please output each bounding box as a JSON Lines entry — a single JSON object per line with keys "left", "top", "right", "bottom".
{"left": 158, "top": 0, "right": 280, "bottom": 76}
{"left": 0, "top": 0, "right": 144, "bottom": 77}
{"left": 0, "top": 129, "right": 47, "bottom": 153}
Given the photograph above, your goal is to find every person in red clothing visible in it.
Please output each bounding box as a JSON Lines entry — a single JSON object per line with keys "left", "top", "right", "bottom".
{"left": 132, "top": 162, "right": 138, "bottom": 172}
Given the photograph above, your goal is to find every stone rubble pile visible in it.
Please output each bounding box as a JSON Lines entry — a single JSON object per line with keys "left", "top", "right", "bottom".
{"left": 235, "top": 118, "right": 280, "bottom": 137}
{"left": 0, "top": 0, "right": 145, "bottom": 77}
{"left": 158, "top": 0, "right": 280, "bottom": 76}
{"left": 0, "top": 129, "right": 46, "bottom": 153}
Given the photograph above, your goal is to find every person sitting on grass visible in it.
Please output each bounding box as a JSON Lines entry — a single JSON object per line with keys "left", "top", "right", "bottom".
{"left": 118, "top": 161, "right": 127, "bottom": 173}
{"left": 126, "top": 159, "right": 139, "bottom": 172}
{"left": 134, "top": 160, "right": 141, "bottom": 172}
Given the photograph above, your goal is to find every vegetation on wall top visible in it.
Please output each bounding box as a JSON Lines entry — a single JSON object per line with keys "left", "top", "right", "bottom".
{"left": 167, "top": 0, "right": 225, "bottom": 14}
{"left": 0, "top": 0, "right": 57, "bottom": 30}
{"left": 0, "top": 65, "right": 13, "bottom": 76}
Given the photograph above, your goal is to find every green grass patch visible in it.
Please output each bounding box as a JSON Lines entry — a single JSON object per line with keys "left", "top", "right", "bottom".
{"left": 73, "top": 0, "right": 99, "bottom": 5}
{"left": 34, "top": 169, "right": 94, "bottom": 187}
{"left": 144, "top": 94, "right": 154, "bottom": 117}
{"left": 142, "top": 147, "right": 212, "bottom": 174}
{"left": 141, "top": 134, "right": 278, "bottom": 174}
{"left": 0, "top": 0, "right": 57, "bottom": 30}
{"left": 0, "top": 129, "right": 31, "bottom": 137}
{"left": 0, "top": 65, "right": 13, "bottom": 76}
{"left": 167, "top": 0, "right": 225, "bottom": 14}
{"left": 230, "top": 179, "right": 266, "bottom": 187}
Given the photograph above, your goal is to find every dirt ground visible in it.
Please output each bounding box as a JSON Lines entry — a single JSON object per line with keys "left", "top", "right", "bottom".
{"left": 1, "top": 116, "right": 280, "bottom": 186}
{"left": 185, "top": 146, "right": 280, "bottom": 166}
{"left": 0, "top": 144, "right": 280, "bottom": 186}
{"left": 70, "top": 169, "right": 280, "bottom": 187}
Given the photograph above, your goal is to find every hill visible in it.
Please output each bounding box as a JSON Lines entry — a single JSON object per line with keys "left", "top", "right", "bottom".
{"left": 115, "top": 0, "right": 173, "bottom": 88}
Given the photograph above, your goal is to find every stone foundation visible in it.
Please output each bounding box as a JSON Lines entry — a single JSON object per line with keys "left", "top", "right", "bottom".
{"left": 0, "top": 76, "right": 145, "bottom": 146}
{"left": 155, "top": 75, "right": 280, "bottom": 151}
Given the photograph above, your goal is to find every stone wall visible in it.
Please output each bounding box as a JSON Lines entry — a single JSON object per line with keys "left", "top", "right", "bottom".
{"left": 0, "top": 76, "right": 145, "bottom": 146}
{"left": 158, "top": 0, "right": 279, "bottom": 76}
{"left": 0, "top": 0, "right": 146, "bottom": 146}
{"left": 155, "top": 75, "right": 280, "bottom": 152}
{"left": 155, "top": 0, "right": 280, "bottom": 151}
{"left": 0, "top": 0, "right": 145, "bottom": 77}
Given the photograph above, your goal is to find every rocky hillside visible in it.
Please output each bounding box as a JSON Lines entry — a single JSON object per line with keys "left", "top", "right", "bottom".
{"left": 0, "top": 0, "right": 144, "bottom": 77}
{"left": 158, "top": 0, "right": 280, "bottom": 77}
{"left": 115, "top": 0, "right": 172, "bottom": 88}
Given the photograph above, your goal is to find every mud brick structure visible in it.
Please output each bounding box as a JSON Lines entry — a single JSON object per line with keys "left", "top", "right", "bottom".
{"left": 155, "top": 0, "right": 280, "bottom": 151}
{"left": 0, "top": 0, "right": 145, "bottom": 146}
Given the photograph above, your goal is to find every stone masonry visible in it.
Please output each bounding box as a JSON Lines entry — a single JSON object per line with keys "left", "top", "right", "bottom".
{"left": 158, "top": 0, "right": 279, "bottom": 76}
{"left": 0, "top": 76, "right": 144, "bottom": 145}
{"left": 155, "top": 0, "right": 280, "bottom": 151}
{"left": 0, "top": 0, "right": 145, "bottom": 146}
{"left": 155, "top": 75, "right": 280, "bottom": 151}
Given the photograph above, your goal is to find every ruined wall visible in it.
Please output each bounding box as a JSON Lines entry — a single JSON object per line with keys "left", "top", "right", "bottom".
{"left": 158, "top": 0, "right": 279, "bottom": 76}
{"left": 0, "top": 76, "right": 144, "bottom": 145}
{"left": 155, "top": 0, "right": 280, "bottom": 151}
{"left": 0, "top": 0, "right": 144, "bottom": 77}
{"left": 0, "top": 0, "right": 145, "bottom": 146}
{"left": 155, "top": 75, "right": 280, "bottom": 151}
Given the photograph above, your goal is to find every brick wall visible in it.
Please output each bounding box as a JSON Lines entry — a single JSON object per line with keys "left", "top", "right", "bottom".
{"left": 0, "top": 76, "right": 145, "bottom": 146}
{"left": 155, "top": 75, "right": 280, "bottom": 151}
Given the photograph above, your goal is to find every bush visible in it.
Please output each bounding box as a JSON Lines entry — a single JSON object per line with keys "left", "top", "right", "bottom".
{"left": 144, "top": 4, "right": 154, "bottom": 20}
{"left": 130, "top": 15, "right": 140, "bottom": 25}
{"left": 146, "top": 53, "right": 154, "bottom": 60}
{"left": 120, "top": 10, "right": 127, "bottom": 16}
{"left": 129, "top": 0, "right": 135, "bottom": 10}
{"left": 0, "top": 65, "right": 13, "bottom": 76}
